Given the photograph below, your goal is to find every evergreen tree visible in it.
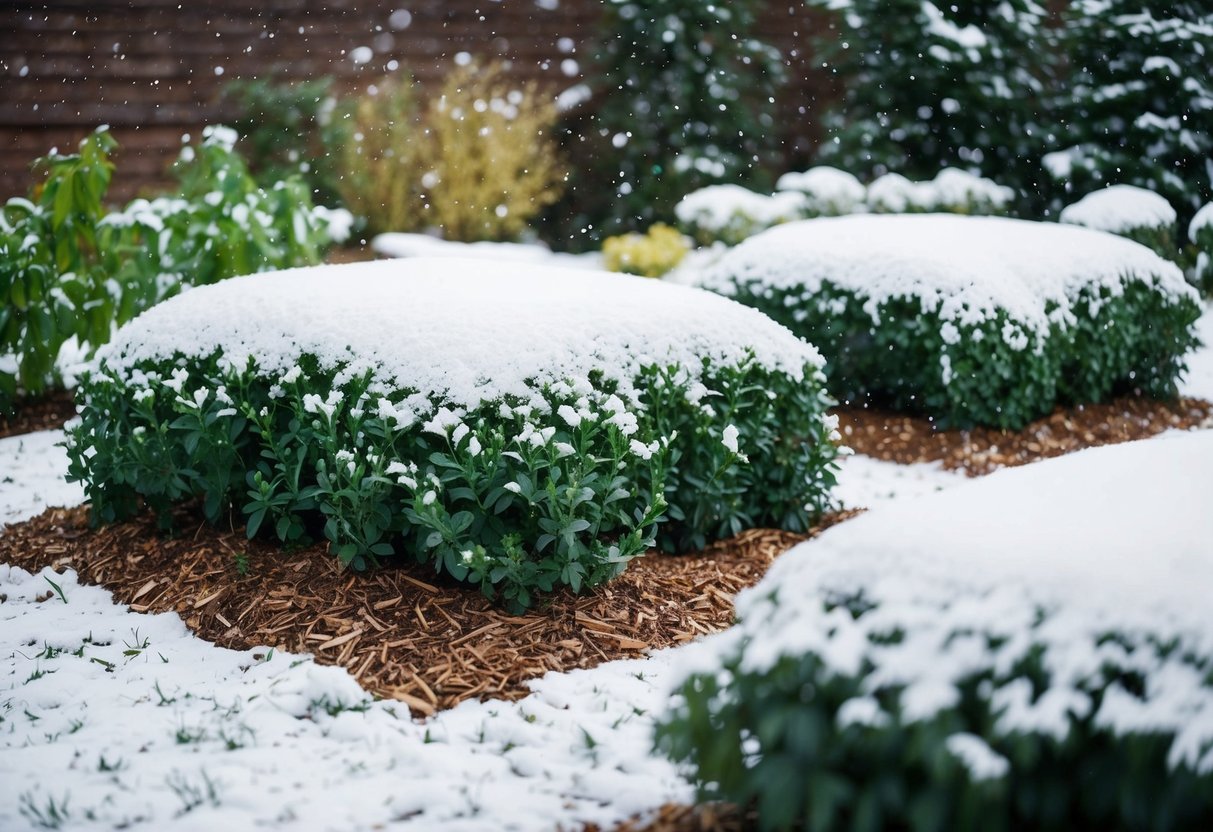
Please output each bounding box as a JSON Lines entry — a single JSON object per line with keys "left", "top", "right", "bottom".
{"left": 807, "top": 0, "right": 1052, "bottom": 208}
{"left": 563, "top": 0, "right": 784, "bottom": 241}
{"left": 1050, "top": 2, "right": 1213, "bottom": 225}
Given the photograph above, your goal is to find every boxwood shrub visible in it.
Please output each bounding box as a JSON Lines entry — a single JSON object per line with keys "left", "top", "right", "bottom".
{"left": 697, "top": 214, "right": 1202, "bottom": 429}
{"left": 1060, "top": 184, "right": 1181, "bottom": 264}
{"left": 656, "top": 433, "right": 1213, "bottom": 831}
{"left": 66, "top": 259, "right": 838, "bottom": 610}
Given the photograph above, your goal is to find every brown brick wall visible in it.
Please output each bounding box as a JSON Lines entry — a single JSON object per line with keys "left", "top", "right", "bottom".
{"left": 0, "top": 1, "right": 835, "bottom": 203}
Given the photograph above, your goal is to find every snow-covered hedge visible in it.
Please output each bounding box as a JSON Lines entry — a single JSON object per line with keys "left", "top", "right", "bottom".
{"left": 866, "top": 169, "right": 1013, "bottom": 215}
{"left": 657, "top": 433, "right": 1213, "bottom": 830}
{"left": 774, "top": 167, "right": 866, "bottom": 217}
{"left": 696, "top": 215, "right": 1201, "bottom": 429}
{"left": 1061, "top": 185, "right": 1179, "bottom": 263}
{"left": 66, "top": 259, "right": 838, "bottom": 610}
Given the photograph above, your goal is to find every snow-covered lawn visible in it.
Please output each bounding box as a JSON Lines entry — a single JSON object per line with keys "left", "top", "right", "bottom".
{"left": 1, "top": 303, "right": 1209, "bottom": 831}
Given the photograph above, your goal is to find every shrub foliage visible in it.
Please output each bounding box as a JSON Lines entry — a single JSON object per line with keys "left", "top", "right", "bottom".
{"left": 0, "top": 126, "right": 339, "bottom": 413}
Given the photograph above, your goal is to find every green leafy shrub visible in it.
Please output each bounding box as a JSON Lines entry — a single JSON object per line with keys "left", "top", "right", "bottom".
{"left": 1060, "top": 185, "right": 1181, "bottom": 264}
{"left": 657, "top": 433, "right": 1213, "bottom": 831}
{"left": 221, "top": 76, "right": 344, "bottom": 206}
{"left": 66, "top": 260, "right": 838, "bottom": 610}
{"left": 0, "top": 126, "right": 346, "bottom": 414}
{"left": 602, "top": 224, "right": 689, "bottom": 278}
{"left": 697, "top": 215, "right": 1201, "bottom": 429}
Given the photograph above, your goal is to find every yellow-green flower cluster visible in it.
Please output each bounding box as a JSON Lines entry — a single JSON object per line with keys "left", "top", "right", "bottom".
{"left": 602, "top": 223, "right": 690, "bottom": 278}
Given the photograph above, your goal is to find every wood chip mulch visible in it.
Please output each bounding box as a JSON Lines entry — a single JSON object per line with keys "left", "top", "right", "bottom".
{"left": 0, "top": 389, "right": 77, "bottom": 440}
{"left": 0, "top": 504, "right": 859, "bottom": 717}
{"left": 835, "top": 394, "right": 1212, "bottom": 475}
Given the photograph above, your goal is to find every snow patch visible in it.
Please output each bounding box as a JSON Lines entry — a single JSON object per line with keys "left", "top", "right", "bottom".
{"left": 1060, "top": 184, "right": 1177, "bottom": 233}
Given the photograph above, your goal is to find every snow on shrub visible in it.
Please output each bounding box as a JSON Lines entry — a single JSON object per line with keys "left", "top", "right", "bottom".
{"left": 1191, "top": 203, "right": 1213, "bottom": 295}
{"left": 695, "top": 214, "right": 1201, "bottom": 429}
{"left": 866, "top": 169, "right": 1013, "bottom": 215}
{"left": 657, "top": 432, "right": 1213, "bottom": 830}
{"left": 774, "top": 167, "right": 866, "bottom": 217}
{"left": 66, "top": 258, "right": 838, "bottom": 610}
{"left": 674, "top": 185, "right": 806, "bottom": 247}
{"left": 1060, "top": 184, "right": 1180, "bottom": 263}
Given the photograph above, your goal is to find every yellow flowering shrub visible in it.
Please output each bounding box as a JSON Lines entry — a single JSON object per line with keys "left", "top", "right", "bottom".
{"left": 333, "top": 63, "right": 565, "bottom": 242}
{"left": 602, "top": 223, "right": 690, "bottom": 278}
{"left": 333, "top": 76, "right": 426, "bottom": 237}
{"left": 420, "top": 63, "right": 565, "bottom": 242}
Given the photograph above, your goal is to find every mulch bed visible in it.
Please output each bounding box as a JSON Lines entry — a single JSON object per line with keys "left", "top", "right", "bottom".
{"left": 0, "top": 503, "right": 858, "bottom": 716}
{"left": 836, "top": 395, "right": 1212, "bottom": 475}
{"left": 0, "top": 389, "right": 77, "bottom": 440}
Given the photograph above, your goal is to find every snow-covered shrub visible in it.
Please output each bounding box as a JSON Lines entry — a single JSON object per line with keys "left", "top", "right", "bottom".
{"left": 569, "top": 0, "right": 783, "bottom": 239}
{"left": 774, "top": 167, "right": 865, "bottom": 217}
{"left": 66, "top": 259, "right": 838, "bottom": 610}
{"left": 602, "top": 224, "right": 689, "bottom": 278}
{"left": 1050, "top": 2, "right": 1213, "bottom": 227}
{"left": 1060, "top": 185, "right": 1180, "bottom": 263}
{"left": 866, "top": 170, "right": 1013, "bottom": 215}
{"left": 657, "top": 433, "right": 1213, "bottom": 831}
{"left": 1191, "top": 203, "right": 1213, "bottom": 295}
{"left": 696, "top": 215, "right": 1201, "bottom": 429}
{"left": 806, "top": 0, "right": 1050, "bottom": 210}
{"left": 675, "top": 186, "right": 805, "bottom": 247}
{"left": 0, "top": 126, "right": 338, "bottom": 414}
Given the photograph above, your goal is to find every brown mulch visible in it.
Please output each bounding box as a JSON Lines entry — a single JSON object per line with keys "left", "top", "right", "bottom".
{"left": 325, "top": 243, "right": 378, "bottom": 264}
{"left": 836, "top": 394, "right": 1213, "bottom": 476}
{"left": 0, "top": 503, "right": 859, "bottom": 716}
{"left": 0, "top": 389, "right": 77, "bottom": 440}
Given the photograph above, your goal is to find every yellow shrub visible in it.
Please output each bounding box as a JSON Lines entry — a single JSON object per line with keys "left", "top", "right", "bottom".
{"left": 419, "top": 62, "right": 566, "bottom": 242}
{"left": 602, "top": 223, "right": 690, "bottom": 278}
{"left": 333, "top": 76, "right": 426, "bottom": 237}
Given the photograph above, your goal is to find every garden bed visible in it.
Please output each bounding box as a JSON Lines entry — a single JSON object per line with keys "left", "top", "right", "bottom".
{"left": 0, "top": 503, "right": 856, "bottom": 715}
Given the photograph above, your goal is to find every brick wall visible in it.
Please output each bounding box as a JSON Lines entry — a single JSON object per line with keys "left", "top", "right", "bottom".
{"left": 0, "top": 1, "right": 835, "bottom": 203}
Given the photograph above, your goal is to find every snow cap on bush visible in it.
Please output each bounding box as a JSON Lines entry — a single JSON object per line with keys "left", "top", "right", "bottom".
{"left": 97, "top": 257, "right": 822, "bottom": 412}
{"left": 1060, "top": 184, "right": 1178, "bottom": 234}
{"left": 774, "top": 166, "right": 866, "bottom": 216}
{"left": 673, "top": 185, "right": 805, "bottom": 246}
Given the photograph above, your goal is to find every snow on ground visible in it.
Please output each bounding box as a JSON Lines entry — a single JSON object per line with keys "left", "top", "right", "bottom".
{"left": 0, "top": 564, "right": 690, "bottom": 831}
{"left": 0, "top": 430, "right": 84, "bottom": 529}
{"left": 371, "top": 232, "right": 604, "bottom": 270}
{"left": 832, "top": 452, "right": 965, "bottom": 509}
{"left": 1181, "top": 301, "right": 1213, "bottom": 402}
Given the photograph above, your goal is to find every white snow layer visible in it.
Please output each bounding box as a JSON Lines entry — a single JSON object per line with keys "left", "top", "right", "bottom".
{"left": 0, "top": 430, "right": 84, "bottom": 528}
{"left": 673, "top": 185, "right": 805, "bottom": 232}
{"left": 832, "top": 453, "right": 965, "bottom": 509}
{"left": 1060, "top": 184, "right": 1178, "bottom": 233}
{"left": 775, "top": 166, "right": 866, "bottom": 215}
{"left": 1190, "top": 202, "right": 1213, "bottom": 241}
{"left": 696, "top": 214, "right": 1196, "bottom": 342}
{"left": 94, "top": 257, "right": 824, "bottom": 411}
{"left": 672, "top": 431, "right": 1213, "bottom": 773}
{"left": 0, "top": 564, "right": 691, "bottom": 831}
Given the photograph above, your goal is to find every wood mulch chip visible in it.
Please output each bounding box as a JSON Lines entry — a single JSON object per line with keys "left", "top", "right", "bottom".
{"left": 0, "top": 389, "right": 77, "bottom": 440}
{"left": 836, "top": 394, "right": 1212, "bottom": 475}
{"left": 0, "top": 503, "right": 858, "bottom": 717}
